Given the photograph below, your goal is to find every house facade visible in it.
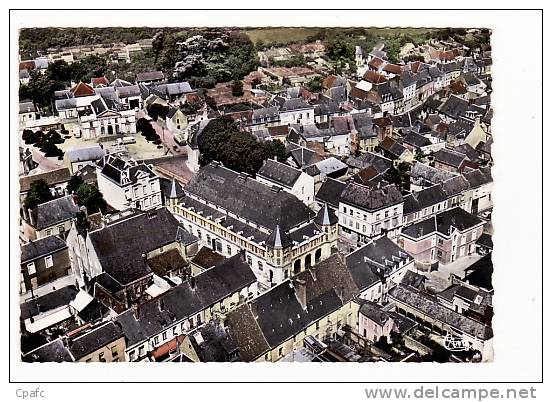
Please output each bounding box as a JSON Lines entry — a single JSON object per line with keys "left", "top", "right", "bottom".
{"left": 96, "top": 154, "right": 162, "bottom": 211}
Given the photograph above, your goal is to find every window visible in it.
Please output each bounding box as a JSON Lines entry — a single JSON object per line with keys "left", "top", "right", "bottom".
{"left": 247, "top": 256, "right": 252, "bottom": 266}
{"left": 278, "top": 347, "right": 283, "bottom": 356}
{"left": 44, "top": 255, "right": 53, "bottom": 268}
{"left": 86, "top": 358, "right": 92, "bottom": 363}
{"left": 58, "top": 225, "right": 65, "bottom": 234}
{"left": 27, "top": 262, "right": 36, "bottom": 275}
{"left": 258, "top": 261, "right": 263, "bottom": 271}
{"left": 154, "top": 336, "right": 159, "bottom": 345}
{"left": 227, "top": 245, "right": 232, "bottom": 255}
{"left": 111, "top": 346, "right": 118, "bottom": 358}
{"left": 384, "top": 210, "right": 389, "bottom": 218}
{"left": 45, "top": 229, "right": 52, "bottom": 236}
{"left": 129, "top": 350, "right": 136, "bottom": 361}
{"left": 162, "top": 332, "right": 167, "bottom": 341}
{"left": 99, "top": 352, "right": 106, "bottom": 362}
{"left": 143, "top": 184, "right": 147, "bottom": 194}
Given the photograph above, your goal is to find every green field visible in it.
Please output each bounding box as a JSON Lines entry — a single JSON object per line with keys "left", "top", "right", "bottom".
{"left": 244, "top": 27, "right": 323, "bottom": 45}
{"left": 244, "top": 27, "right": 436, "bottom": 46}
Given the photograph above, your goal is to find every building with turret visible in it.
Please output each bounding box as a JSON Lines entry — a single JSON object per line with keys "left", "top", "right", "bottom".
{"left": 168, "top": 162, "right": 339, "bottom": 293}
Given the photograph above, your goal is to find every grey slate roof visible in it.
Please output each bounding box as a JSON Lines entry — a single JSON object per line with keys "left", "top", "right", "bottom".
{"left": 136, "top": 71, "right": 165, "bottom": 82}
{"left": 19, "top": 101, "right": 36, "bottom": 114}
{"left": 20, "top": 235, "right": 67, "bottom": 264}
{"left": 20, "top": 285, "right": 78, "bottom": 320}
{"left": 403, "top": 131, "right": 431, "bottom": 148}
{"left": 410, "top": 162, "right": 457, "bottom": 186}
{"left": 345, "top": 236, "right": 413, "bottom": 292}
{"left": 434, "top": 148, "right": 468, "bottom": 168}
{"left": 280, "top": 98, "right": 312, "bottom": 112}
{"left": 33, "top": 195, "right": 79, "bottom": 230}
{"left": 69, "top": 321, "right": 124, "bottom": 360}
{"left": 65, "top": 145, "right": 105, "bottom": 163}
{"left": 314, "top": 203, "right": 338, "bottom": 226}
{"left": 184, "top": 162, "right": 315, "bottom": 231}
{"left": 401, "top": 207, "right": 483, "bottom": 239}
{"left": 116, "top": 84, "right": 141, "bottom": 98}
{"left": 117, "top": 253, "right": 255, "bottom": 348}
{"left": 257, "top": 159, "right": 302, "bottom": 188}
{"left": 315, "top": 178, "right": 346, "bottom": 208}
{"left": 439, "top": 95, "right": 470, "bottom": 120}
{"left": 463, "top": 167, "right": 492, "bottom": 188}
{"left": 389, "top": 284, "right": 493, "bottom": 341}
{"left": 55, "top": 98, "right": 78, "bottom": 111}
{"left": 340, "top": 183, "right": 403, "bottom": 212}
{"left": 346, "top": 152, "right": 393, "bottom": 173}
{"left": 22, "top": 338, "right": 74, "bottom": 362}
{"left": 403, "top": 184, "right": 449, "bottom": 214}
{"left": 88, "top": 208, "right": 197, "bottom": 285}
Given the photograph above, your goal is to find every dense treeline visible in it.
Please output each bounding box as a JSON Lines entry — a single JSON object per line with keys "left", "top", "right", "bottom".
{"left": 19, "top": 27, "right": 184, "bottom": 57}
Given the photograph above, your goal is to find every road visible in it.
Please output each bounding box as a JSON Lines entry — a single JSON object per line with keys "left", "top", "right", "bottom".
{"left": 136, "top": 111, "right": 182, "bottom": 156}
{"left": 31, "top": 148, "right": 64, "bottom": 171}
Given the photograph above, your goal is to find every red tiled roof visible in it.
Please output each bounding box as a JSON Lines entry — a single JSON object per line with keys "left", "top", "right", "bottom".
{"left": 409, "top": 61, "right": 423, "bottom": 73}
{"left": 19, "top": 60, "right": 35, "bottom": 71}
{"left": 368, "top": 57, "right": 385, "bottom": 69}
{"left": 71, "top": 82, "right": 95, "bottom": 97}
{"left": 152, "top": 335, "right": 185, "bottom": 361}
{"left": 349, "top": 86, "right": 370, "bottom": 101}
{"left": 91, "top": 76, "right": 109, "bottom": 87}
{"left": 382, "top": 63, "right": 403, "bottom": 75}
{"left": 323, "top": 75, "right": 337, "bottom": 89}
{"left": 362, "top": 71, "right": 388, "bottom": 84}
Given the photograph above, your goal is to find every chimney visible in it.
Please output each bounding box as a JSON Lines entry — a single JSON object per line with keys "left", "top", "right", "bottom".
{"left": 190, "top": 276, "right": 196, "bottom": 290}
{"left": 71, "top": 192, "right": 79, "bottom": 206}
{"left": 133, "top": 306, "right": 140, "bottom": 321}
{"left": 250, "top": 301, "right": 259, "bottom": 319}
{"left": 294, "top": 279, "right": 307, "bottom": 310}
{"left": 158, "top": 298, "right": 165, "bottom": 311}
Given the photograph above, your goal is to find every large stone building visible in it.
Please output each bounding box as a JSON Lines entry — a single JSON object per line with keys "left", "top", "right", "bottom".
{"left": 168, "top": 162, "right": 339, "bottom": 292}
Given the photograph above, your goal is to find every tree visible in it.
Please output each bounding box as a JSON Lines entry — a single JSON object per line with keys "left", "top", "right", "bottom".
{"left": 67, "top": 175, "right": 84, "bottom": 195}
{"left": 24, "top": 179, "right": 54, "bottom": 210}
{"left": 148, "top": 103, "right": 170, "bottom": 121}
{"left": 231, "top": 80, "right": 244, "bottom": 97}
{"left": 76, "top": 183, "right": 107, "bottom": 214}
{"left": 263, "top": 140, "right": 287, "bottom": 163}
{"left": 414, "top": 149, "right": 425, "bottom": 162}
{"left": 22, "top": 129, "right": 38, "bottom": 145}
{"left": 306, "top": 76, "right": 324, "bottom": 92}
{"left": 384, "top": 161, "right": 411, "bottom": 191}
{"left": 151, "top": 31, "right": 165, "bottom": 63}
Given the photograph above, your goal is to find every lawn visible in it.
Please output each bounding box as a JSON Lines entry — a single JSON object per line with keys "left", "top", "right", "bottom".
{"left": 244, "top": 27, "right": 323, "bottom": 45}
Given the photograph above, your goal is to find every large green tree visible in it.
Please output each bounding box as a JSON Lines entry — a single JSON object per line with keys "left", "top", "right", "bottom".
{"left": 76, "top": 183, "right": 107, "bottom": 214}
{"left": 24, "top": 179, "right": 54, "bottom": 210}
{"left": 198, "top": 117, "right": 289, "bottom": 175}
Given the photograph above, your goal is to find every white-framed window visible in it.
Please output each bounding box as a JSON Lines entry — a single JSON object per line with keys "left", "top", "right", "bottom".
{"left": 44, "top": 255, "right": 53, "bottom": 268}
{"left": 27, "top": 262, "right": 36, "bottom": 275}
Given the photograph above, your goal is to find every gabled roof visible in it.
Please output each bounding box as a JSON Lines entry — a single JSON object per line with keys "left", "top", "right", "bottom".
{"left": 184, "top": 162, "right": 315, "bottom": 231}
{"left": 88, "top": 208, "right": 197, "bottom": 285}
{"left": 257, "top": 159, "right": 302, "bottom": 189}
{"left": 434, "top": 148, "right": 468, "bottom": 168}
{"left": 345, "top": 237, "right": 412, "bottom": 292}
{"left": 315, "top": 178, "right": 346, "bottom": 209}
{"left": 403, "top": 184, "right": 448, "bottom": 214}
{"left": 65, "top": 145, "right": 105, "bottom": 163}
{"left": 70, "top": 82, "right": 95, "bottom": 98}
{"left": 20, "top": 168, "right": 71, "bottom": 193}
{"left": 389, "top": 284, "right": 492, "bottom": 341}
{"left": 116, "top": 252, "right": 255, "bottom": 348}
{"left": 69, "top": 321, "right": 124, "bottom": 360}
{"left": 403, "top": 131, "right": 432, "bottom": 148}
{"left": 32, "top": 195, "right": 79, "bottom": 230}
{"left": 19, "top": 101, "right": 36, "bottom": 114}
{"left": 136, "top": 71, "right": 165, "bottom": 82}
{"left": 20, "top": 235, "right": 67, "bottom": 264}
{"left": 340, "top": 182, "right": 403, "bottom": 212}
{"left": 402, "top": 207, "right": 484, "bottom": 239}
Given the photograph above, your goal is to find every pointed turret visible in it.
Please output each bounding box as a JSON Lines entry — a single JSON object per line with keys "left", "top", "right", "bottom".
{"left": 314, "top": 203, "right": 338, "bottom": 226}
{"left": 169, "top": 177, "right": 178, "bottom": 199}
{"left": 266, "top": 224, "right": 292, "bottom": 249}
